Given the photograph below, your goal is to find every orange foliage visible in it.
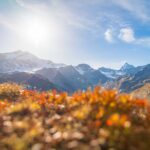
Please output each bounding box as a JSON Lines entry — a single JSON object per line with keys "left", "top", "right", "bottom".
{"left": 0, "top": 85, "right": 150, "bottom": 150}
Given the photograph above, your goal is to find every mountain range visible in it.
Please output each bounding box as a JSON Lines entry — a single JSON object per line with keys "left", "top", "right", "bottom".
{"left": 0, "top": 50, "right": 149, "bottom": 93}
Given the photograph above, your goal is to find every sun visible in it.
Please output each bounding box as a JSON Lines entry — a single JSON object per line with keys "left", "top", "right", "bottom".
{"left": 18, "top": 15, "right": 64, "bottom": 49}
{"left": 21, "top": 17, "right": 50, "bottom": 45}
{"left": 26, "top": 21, "right": 48, "bottom": 44}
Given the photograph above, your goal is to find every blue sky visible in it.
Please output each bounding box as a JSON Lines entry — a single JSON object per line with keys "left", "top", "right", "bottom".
{"left": 0, "top": 0, "right": 150, "bottom": 68}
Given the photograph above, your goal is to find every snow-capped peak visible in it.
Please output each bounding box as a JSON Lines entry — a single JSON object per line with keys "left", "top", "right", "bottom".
{"left": 120, "top": 63, "right": 135, "bottom": 71}
{"left": 75, "top": 64, "right": 94, "bottom": 75}
{"left": 0, "top": 50, "right": 65, "bottom": 73}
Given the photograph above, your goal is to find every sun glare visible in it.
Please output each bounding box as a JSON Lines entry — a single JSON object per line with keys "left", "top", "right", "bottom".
{"left": 26, "top": 21, "right": 48, "bottom": 43}
{"left": 18, "top": 15, "right": 62, "bottom": 46}
{"left": 22, "top": 17, "right": 50, "bottom": 45}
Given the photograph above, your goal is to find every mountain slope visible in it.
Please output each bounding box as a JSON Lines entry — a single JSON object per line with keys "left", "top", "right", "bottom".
{"left": 0, "top": 50, "right": 65, "bottom": 73}
{"left": 131, "top": 83, "right": 150, "bottom": 99}
{"left": 59, "top": 65, "right": 92, "bottom": 90}
{"left": 36, "top": 64, "right": 111, "bottom": 92}
{"left": 0, "top": 72, "right": 59, "bottom": 91}
{"left": 75, "top": 64, "right": 94, "bottom": 75}
{"left": 120, "top": 63, "right": 135, "bottom": 72}
{"left": 83, "top": 70, "right": 109, "bottom": 85}
{"left": 36, "top": 66, "right": 92, "bottom": 92}
{"left": 36, "top": 68, "right": 74, "bottom": 92}
{"left": 99, "top": 67, "right": 123, "bottom": 79}
{"left": 76, "top": 64, "right": 110, "bottom": 85}
{"left": 113, "top": 64, "right": 150, "bottom": 92}
{"left": 99, "top": 63, "right": 144, "bottom": 79}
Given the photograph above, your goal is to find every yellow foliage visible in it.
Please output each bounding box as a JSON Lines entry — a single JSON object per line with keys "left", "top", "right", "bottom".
{"left": 0, "top": 83, "right": 22, "bottom": 100}
{"left": 0, "top": 85, "right": 150, "bottom": 150}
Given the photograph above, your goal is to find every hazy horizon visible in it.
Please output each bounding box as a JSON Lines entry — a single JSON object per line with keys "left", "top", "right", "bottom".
{"left": 0, "top": 0, "right": 150, "bottom": 68}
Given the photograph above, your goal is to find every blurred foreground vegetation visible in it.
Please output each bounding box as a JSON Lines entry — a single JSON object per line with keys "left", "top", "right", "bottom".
{"left": 0, "top": 83, "right": 150, "bottom": 150}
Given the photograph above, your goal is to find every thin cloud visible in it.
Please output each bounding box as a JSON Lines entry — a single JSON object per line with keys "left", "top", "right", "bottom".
{"left": 15, "top": 0, "right": 102, "bottom": 34}
{"left": 15, "top": 0, "right": 49, "bottom": 14}
{"left": 0, "top": 13, "right": 17, "bottom": 32}
{"left": 13, "top": 0, "right": 150, "bottom": 48}
{"left": 15, "top": 0, "right": 150, "bottom": 37}
{"left": 104, "top": 29, "right": 114, "bottom": 43}
{"left": 111, "top": 0, "right": 150, "bottom": 22}
{"left": 135, "top": 37, "right": 150, "bottom": 47}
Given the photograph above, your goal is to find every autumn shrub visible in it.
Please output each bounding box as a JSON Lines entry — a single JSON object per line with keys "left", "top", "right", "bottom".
{"left": 0, "top": 83, "right": 22, "bottom": 100}
{"left": 0, "top": 85, "right": 150, "bottom": 150}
